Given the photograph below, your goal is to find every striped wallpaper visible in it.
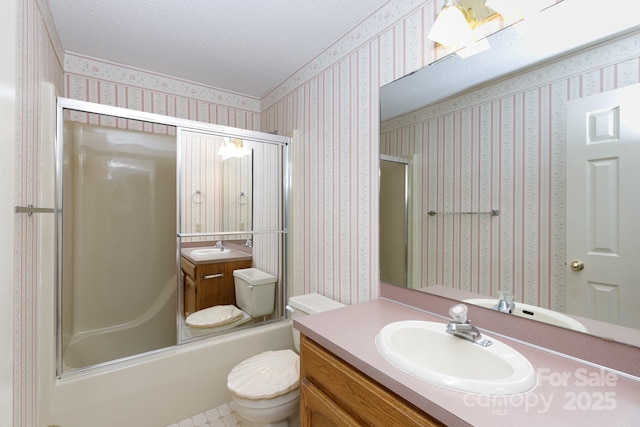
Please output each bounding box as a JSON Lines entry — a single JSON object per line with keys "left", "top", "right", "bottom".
{"left": 261, "top": 0, "right": 443, "bottom": 304}
{"left": 381, "top": 31, "right": 640, "bottom": 311}
{"left": 64, "top": 53, "right": 262, "bottom": 131}
{"left": 180, "top": 132, "right": 253, "bottom": 236}
{"left": 14, "top": 1, "right": 64, "bottom": 426}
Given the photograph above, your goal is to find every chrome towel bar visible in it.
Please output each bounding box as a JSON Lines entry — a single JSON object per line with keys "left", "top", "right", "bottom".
{"left": 15, "top": 205, "right": 55, "bottom": 216}
{"left": 428, "top": 209, "right": 499, "bottom": 217}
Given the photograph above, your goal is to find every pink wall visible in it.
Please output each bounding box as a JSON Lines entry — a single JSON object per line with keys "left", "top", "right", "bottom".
{"left": 381, "top": 31, "right": 640, "bottom": 311}
{"left": 64, "top": 53, "right": 262, "bottom": 130}
{"left": 260, "top": 0, "right": 443, "bottom": 304}
{"left": 13, "top": 1, "right": 64, "bottom": 425}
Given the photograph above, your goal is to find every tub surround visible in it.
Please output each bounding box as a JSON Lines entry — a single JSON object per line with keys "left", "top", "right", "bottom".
{"left": 294, "top": 298, "right": 640, "bottom": 426}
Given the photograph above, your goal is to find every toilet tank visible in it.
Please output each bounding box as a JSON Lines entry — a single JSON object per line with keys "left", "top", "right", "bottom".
{"left": 287, "top": 293, "right": 346, "bottom": 351}
{"left": 233, "top": 268, "right": 277, "bottom": 317}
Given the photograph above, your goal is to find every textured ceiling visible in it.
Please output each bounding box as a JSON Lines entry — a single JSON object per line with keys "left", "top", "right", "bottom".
{"left": 46, "top": 0, "right": 389, "bottom": 98}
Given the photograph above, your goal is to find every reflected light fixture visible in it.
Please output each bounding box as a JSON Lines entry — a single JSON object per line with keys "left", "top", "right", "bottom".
{"left": 427, "top": 0, "right": 474, "bottom": 49}
{"left": 218, "top": 137, "right": 251, "bottom": 161}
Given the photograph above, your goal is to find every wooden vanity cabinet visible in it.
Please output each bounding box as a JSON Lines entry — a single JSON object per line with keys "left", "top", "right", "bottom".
{"left": 181, "top": 257, "right": 252, "bottom": 317}
{"left": 300, "top": 335, "right": 445, "bottom": 427}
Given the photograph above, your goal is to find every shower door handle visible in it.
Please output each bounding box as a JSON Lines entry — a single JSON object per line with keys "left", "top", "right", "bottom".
{"left": 202, "top": 273, "right": 224, "bottom": 280}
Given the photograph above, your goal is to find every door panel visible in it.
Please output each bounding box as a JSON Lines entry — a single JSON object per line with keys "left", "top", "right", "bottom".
{"left": 566, "top": 84, "right": 640, "bottom": 329}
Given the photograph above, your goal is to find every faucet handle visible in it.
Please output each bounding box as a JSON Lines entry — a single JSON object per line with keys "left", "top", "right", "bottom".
{"left": 449, "top": 304, "right": 468, "bottom": 323}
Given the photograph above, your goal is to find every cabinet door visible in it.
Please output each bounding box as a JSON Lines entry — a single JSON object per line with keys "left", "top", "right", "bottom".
{"left": 197, "top": 260, "right": 253, "bottom": 310}
{"left": 183, "top": 272, "right": 197, "bottom": 317}
{"left": 181, "top": 257, "right": 198, "bottom": 316}
{"left": 197, "top": 263, "right": 226, "bottom": 310}
{"left": 300, "top": 336, "right": 445, "bottom": 427}
{"left": 300, "top": 379, "right": 360, "bottom": 427}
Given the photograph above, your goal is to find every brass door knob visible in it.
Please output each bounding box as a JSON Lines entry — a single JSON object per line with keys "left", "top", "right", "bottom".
{"left": 570, "top": 260, "right": 585, "bottom": 271}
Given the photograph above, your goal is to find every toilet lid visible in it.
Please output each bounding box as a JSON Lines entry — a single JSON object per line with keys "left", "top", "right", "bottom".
{"left": 227, "top": 350, "right": 300, "bottom": 400}
{"left": 186, "top": 305, "right": 244, "bottom": 328}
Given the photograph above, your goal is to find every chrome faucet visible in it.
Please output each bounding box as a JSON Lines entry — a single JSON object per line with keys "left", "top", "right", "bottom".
{"left": 446, "top": 304, "right": 492, "bottom": 347}
{"left": 493, "top": 290, "right": 515, "bottom": 314}
{"left": 244, "top": 238, "right": 253, "bottom": 248}
{"left": 215, "top": 240, "right": 226, "bottom": 251}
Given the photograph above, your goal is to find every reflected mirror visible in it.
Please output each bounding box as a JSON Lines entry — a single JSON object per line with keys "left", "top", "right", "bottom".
{"left": 180, "top": 131, "right": 253, "bottom": 234}
{"left": 379, "top": 1, "right": 640, "bottom": 347}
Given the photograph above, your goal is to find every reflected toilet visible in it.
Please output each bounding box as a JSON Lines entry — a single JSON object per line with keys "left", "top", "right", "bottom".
{"left": 227, "top": 293, "right": 345, "bottom": 427}
{"left": 185, "top": 268, "right": 277, "bottom": 333}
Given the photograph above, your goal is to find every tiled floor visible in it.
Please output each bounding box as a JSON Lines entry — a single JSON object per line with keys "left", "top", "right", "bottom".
{"left": 167, "top": 402, "right": 250, "bottom": 427}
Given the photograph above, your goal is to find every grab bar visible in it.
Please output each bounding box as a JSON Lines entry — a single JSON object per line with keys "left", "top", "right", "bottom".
{"left": 428, "top": 209, "right": 499, "bottom": 217}
{"left": 15, "top": 205, "right": 55, "bottom": 216}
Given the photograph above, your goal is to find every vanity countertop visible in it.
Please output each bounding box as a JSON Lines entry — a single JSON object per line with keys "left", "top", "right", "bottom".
{"left": 180, "top": 244, "right": 252, "bottom": 265}
{"left": 180, "top": 241, "right": 253, "bottom": 265}
{"left": 294, "top": 298, "right": 640, "bottom": 427}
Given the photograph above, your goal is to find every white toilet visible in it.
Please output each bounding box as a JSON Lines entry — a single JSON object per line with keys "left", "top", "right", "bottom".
{"left": 185, "top": 268, "right": 277, "bottom": 333}
{"left": 227, "top": 293, "right": 345, "bottom": 427}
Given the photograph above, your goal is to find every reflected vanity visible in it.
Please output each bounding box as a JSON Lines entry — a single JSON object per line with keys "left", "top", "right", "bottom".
{"left": 379, "top": 0, "right": 640, "bottom": 354}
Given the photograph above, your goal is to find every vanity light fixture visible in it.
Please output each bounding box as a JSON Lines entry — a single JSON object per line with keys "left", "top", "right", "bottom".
{"left": 427, "top": 0, "right": 475, "bottom": 49}
{"left": 218, "top": 137, "right": 251, "bottom": 160}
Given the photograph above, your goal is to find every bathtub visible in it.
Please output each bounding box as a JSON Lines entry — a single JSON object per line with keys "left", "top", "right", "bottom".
{"left": 46, "top": 321, "right": 293, "bottom": 426}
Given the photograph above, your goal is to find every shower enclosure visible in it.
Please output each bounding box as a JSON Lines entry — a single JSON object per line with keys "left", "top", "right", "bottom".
{"left": 56, "top": 99, "right": 290, "bottom": 376}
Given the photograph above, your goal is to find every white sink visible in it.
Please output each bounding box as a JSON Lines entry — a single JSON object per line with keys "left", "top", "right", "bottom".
{"left": 189, "top": 247, "right": 231, "bottom": 259}
{"left": 464, "top": 299, "right": 587, "bottom": 332}
{"left": 375, "top": 320, "right": 536, "bottom": 395}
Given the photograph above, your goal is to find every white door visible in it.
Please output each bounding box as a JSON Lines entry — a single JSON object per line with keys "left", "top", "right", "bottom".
{"left": 566, "top": 84, "right": 640, "bottom": 329}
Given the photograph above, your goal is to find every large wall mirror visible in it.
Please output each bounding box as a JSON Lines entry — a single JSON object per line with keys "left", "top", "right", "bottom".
{"left": 56, "top": 99, "right": 289, "bottom": 376}
{"left": 380, "top": 1, "right": 640, "bottom": 348}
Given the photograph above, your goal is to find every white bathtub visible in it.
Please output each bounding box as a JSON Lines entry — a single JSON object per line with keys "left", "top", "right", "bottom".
{"left": 45, "top": 321, "right": 293, "bottom": 426}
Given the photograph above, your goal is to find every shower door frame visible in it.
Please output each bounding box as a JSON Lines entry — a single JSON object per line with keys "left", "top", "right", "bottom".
{"left": 55, "top": 98, "right": 291, "bottom": 377}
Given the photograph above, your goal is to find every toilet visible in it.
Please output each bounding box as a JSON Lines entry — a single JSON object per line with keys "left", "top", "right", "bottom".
{"left": 227, "top": 293, "right": 345, "bottom": 427}
{"left": 185, "top": 268, "right": 277, "bottom": 333}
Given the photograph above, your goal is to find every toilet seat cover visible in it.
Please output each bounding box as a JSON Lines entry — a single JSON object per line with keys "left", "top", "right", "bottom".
{"left": 186, "top": 305, "right": 244, "bottom": 328}
{"left": 227, "top": 350, "right": 300, "bottom": 399}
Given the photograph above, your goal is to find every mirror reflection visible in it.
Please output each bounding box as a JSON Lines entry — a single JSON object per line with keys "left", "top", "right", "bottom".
{"left": 380, "top": 3, "right": 640, "bottom": 347}
{"left": 180, "top": 130, "right": 253, "bottom": 235}
{"left": 178, "top": 129, "right": 287, "bottom": 343}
